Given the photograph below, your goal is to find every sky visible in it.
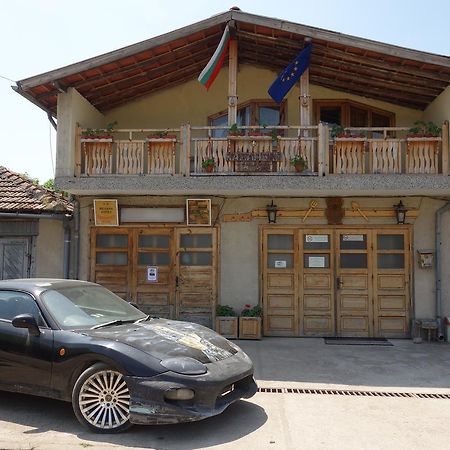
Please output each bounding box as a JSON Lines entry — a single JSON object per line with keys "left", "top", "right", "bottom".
{"left": 1, "top": 0, "right": 450, "bottom": 183}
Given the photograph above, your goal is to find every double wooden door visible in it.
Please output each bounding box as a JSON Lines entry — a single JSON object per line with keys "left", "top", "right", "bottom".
{"left": 263, "top": 227, "right": 411, "bottom": 338}
{"left": 91, "top": 227, "right": 218, "bottom": 327}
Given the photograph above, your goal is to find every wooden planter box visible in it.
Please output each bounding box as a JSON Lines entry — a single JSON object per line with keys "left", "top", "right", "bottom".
{"left": 239, "top": 317, "right": 262, "bottom": 340}
{"left": 215, "top": 316, "right": 238, "bottom": 339}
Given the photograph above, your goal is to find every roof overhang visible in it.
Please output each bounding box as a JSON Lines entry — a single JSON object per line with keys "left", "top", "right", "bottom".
{"left": 15, "top": 9, "right": 450, "bottom": 115}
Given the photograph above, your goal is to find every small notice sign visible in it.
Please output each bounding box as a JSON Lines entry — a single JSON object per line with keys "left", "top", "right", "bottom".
{"left": 94, "top": 199, "right": 119, "bottom": 226}
{"left": 308, "top": 256, "right": 326, "bottom": 268}
{"left": 274, "top": 260, "right": 287, "bottom": 268}
{"left": 147, "top": 266, "right": 158, "bottom": 282}
{"left": 343, "top": 234, "right": 364, "bottom": 242}
{"left": 306, "top": 235, "right": 329, "bottom": 243}
{"left": 186, "top": 199, "right": 211, "bottom": 226}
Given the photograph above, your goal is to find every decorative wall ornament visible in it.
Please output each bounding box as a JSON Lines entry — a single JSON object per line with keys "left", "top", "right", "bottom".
{"left": 325, "top": 197, "right": 344, "bottom": 225}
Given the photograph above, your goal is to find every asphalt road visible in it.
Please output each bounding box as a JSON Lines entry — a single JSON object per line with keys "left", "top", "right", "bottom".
{"left": 1, "top": 338, "right": 450, "bottom": 449}
{"left": 1, "top": 387, "right": 450, "bottom": 449}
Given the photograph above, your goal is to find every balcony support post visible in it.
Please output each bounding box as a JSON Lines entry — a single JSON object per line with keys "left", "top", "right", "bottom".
{"left": 181, "top": 124, "right": 191, "bottom": 176}
{"left": 299, "top": 38, "right": 312, "bottom": 138}
{"left": 442, "top": 120, "right": 449, "bottom": 175}
{"left": 75, "top": 123, "right": 81, "bottom": 177}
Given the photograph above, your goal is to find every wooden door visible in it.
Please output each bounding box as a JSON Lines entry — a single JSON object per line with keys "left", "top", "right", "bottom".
{"left": 0, "top": 238, "right": 30, "bottom": 280}
{"left": 373, "top": 229, "right": 410, "bottom": 337}
{"left": 335, "top": 230, "right": 372, "bottom": 337}
{"left": 300, "top": 230, "right": 335, "bottom": 336}
{"left": 90, "top": 228, "right": 131, "bottom": 299}
{"left": 175, "top": 228, "right": 218, "bottom": 328}
{"left": 132, "top": 228, "right": 174, "bottom": 318}
{"left": 262, "top": 229, "right": 298, "bottom": 336}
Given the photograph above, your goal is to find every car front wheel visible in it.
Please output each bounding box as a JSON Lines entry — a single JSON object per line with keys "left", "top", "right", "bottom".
{"left": 72, "top": 363, "right": 132, "bottom": 433}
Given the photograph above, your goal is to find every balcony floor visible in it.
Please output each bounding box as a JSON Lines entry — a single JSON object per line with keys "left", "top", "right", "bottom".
{"left": 57, "top": 174, "right": 450, "bottom": 197}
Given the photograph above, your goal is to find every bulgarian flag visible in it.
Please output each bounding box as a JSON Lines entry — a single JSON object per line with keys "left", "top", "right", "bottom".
{"left": 198, "top": 25, "right": 231, "bottom": 89}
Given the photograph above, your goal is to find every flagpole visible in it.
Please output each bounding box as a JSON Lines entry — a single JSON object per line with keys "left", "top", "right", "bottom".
{"left": 228, "top": 23, "right": 238, "bottom": 126}
{"left": 299, "top": 38, "right": 312, "bottom": 137}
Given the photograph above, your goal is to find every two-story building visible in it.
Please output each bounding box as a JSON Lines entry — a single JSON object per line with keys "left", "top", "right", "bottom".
{"left": 15, "top": 9, "right": 450, "bottom": 339}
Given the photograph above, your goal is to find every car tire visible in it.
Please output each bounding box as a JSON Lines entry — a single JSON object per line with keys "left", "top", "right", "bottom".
{"left": 72, "top": 363, "right": 133, "bottom": 433}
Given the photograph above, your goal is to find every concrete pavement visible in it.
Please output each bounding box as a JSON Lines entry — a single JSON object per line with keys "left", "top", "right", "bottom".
{"left": 0, "top": 338, "right": 449, "bottom": 449}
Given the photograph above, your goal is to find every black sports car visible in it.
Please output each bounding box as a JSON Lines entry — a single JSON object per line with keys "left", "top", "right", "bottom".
{"left": 0, "top": 279, "right": 257, "bottom": 433}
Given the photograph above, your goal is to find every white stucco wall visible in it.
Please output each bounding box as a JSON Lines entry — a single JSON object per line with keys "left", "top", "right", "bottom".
{"left": 35, "top": 219, "right": 65, "bottom": 278}
{"left": 424, "top": 85, "right": 450, "bottom": 124}
{"left": 56, "top": 88, "right": 104, "bottom": 177}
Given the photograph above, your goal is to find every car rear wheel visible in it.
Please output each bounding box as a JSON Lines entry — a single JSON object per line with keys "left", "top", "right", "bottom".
{"left": 72, "top": 363, "right": 132, "bottom": 433}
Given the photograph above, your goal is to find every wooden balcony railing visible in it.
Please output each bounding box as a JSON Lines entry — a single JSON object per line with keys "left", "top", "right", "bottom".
{"left": 76, "top": 122, "right": 449, "bottom": 177}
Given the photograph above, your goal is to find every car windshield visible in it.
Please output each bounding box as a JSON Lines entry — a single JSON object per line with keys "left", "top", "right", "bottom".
{"left": 40, "top": 285, "right": 146, "bottom": 330}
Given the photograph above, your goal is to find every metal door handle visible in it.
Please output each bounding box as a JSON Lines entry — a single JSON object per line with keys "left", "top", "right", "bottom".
{"left": 175, "top": 276, "right": 179, "bottom": 287}
{"left": 336, "top": 277, "right": 344, "bottom": 289}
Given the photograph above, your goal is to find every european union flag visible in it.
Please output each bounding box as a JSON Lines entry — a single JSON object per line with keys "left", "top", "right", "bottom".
{"left": 268, "top": 43, "right": 312, "bottom": 104}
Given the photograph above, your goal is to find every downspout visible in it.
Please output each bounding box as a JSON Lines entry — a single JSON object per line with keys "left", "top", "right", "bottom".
{"left": 72, "top": 197, "right": 80, "bottom": 279}
{"left": 435, "top": 201, "right": 450, "bottom": 339}
{"left": 63, "top": 216, "right": 71, "bottom": 279}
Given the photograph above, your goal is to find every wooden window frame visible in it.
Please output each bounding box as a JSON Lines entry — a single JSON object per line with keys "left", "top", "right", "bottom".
{"left": 313, "top": 99, "right": 395, "bottom": 127}
{"left": 208, "top": 99, "right": 286, "bottom": 127}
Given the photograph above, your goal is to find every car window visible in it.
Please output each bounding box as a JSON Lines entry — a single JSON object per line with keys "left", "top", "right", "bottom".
{"left": 0, "top": 290, "right": 45, "bottom": 325}
{"left": 40, "top": 285, "right": 145, "bottom": 330}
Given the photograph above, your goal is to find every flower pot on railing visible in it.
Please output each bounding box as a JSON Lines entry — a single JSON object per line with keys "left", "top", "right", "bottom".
{"left": 81, "top": 127, "right": 116, "bottom": 175}
{"left": 202, "top": 159, "right": 215, "bottom": 173}
{"left": 239, "top": 304, "right": 262, "bottom": 339}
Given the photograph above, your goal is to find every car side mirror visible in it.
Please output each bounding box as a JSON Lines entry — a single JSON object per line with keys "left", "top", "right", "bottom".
{"left": 12, "top": 314, "right": 41, "bottom": 337}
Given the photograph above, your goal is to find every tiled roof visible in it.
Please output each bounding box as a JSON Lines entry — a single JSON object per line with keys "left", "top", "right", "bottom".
{"left": 0, "top": 167, "right": 73, "bottom": 214}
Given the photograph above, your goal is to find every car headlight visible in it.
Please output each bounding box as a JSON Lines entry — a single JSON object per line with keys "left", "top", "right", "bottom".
{"left": 160, "top": 357, "right": 207, "bottom": 375}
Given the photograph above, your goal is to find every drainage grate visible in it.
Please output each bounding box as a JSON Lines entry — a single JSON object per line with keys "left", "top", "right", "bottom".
{"left": 257, "top": 387, "right": 450, "bottom": 399}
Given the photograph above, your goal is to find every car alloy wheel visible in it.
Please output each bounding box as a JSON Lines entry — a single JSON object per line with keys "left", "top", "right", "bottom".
{"left": 73, "top": 364, "right": 132, "bottom": 432}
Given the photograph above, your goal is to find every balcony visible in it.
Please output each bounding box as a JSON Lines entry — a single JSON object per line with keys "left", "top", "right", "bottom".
{"left": 76, "top": 123, "right": 449, "bottom": 178}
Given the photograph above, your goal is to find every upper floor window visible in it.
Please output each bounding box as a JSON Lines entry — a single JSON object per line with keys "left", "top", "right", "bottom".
{"left": 314, "top": 100, "right": 394, "bottom": 133}
{"left": 209, "top": 99, "right": 286, "bottom": 137}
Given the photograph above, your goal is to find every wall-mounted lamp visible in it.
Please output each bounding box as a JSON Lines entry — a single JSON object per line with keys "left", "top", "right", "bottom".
{"left": 393, "top": 200, "right": 407, "bottom": 224}
{"left": 266, "top": 200, "right": 278, "bottom": 223}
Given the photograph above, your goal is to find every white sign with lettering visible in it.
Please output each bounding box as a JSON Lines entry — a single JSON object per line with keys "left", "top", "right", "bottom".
{"left": 343, "top": 234, "right": 364, "bottom": 242}
{"left": 306, "top": 235, "right": 329, "bottom": 243}
{"left": 275, "top": 260, "right": 287, "bottom": 268}
{"left": 147, "top": 266, "right": 158, "bottom": 282}
{"left": 308, "top": 256, "right": 326, "bottom": 268}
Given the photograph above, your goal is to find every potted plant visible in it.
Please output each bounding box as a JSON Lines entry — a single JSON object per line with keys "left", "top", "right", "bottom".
{"left": 407, "top": 121, "right": 441, "bottom": 138}
{"left": 146, "top": 130, "right": 177, "bottom": 140}
{"left": 406, "top": 121, "right": 441, "bottom": 174}
{"left": 81, "top": 121, "right": 118, "bottom": 141}
{"left": 239, "top": 304, "right": 262, "bottom": 339}
{"left": 215, "top": 305, "right": 238, "bottom": 339}
{"left": 290, "top": 154, "right": 308, "bottom": 173}
{"left": 331, "top": 125, "right": 366, "bottom": 139}
{"left": 202, "top": 158, "right": 215, "bottom": 173}
{"left": 228, "top": 123, "right": 244, "bottom": 137}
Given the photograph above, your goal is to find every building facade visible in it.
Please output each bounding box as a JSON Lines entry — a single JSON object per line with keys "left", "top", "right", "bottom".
{"left": 16, "top": 9, "right": 450, "bottom": 338}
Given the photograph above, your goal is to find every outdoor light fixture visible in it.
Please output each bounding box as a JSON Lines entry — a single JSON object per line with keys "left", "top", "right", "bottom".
{"left": 393, "top": 200, "right": 407, "bottom": 224}
{"left": 266, "top": 200, "right": 278, "bottom": 223}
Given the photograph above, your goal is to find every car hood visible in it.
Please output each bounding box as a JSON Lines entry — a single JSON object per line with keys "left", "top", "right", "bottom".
{"left": 79, "top": 318, "right": 237, "bottom": 364}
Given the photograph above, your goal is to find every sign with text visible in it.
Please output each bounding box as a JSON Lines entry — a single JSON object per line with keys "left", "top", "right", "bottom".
{"left": 94, "top": 199, "right": 119, "bottom": 226}
{"left": 147, "top": 266, "right": 158, "bottom": 282}
{"left": 186, "top": 199, "right": 211, "bottom": 226}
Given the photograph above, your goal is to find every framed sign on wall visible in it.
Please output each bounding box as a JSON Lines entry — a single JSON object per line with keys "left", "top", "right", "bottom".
{"left": 93, "top": 199, "right": 119, "bottom": 226}
{"left": 186, "top": 199, "right": 211, "bottom": 226}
